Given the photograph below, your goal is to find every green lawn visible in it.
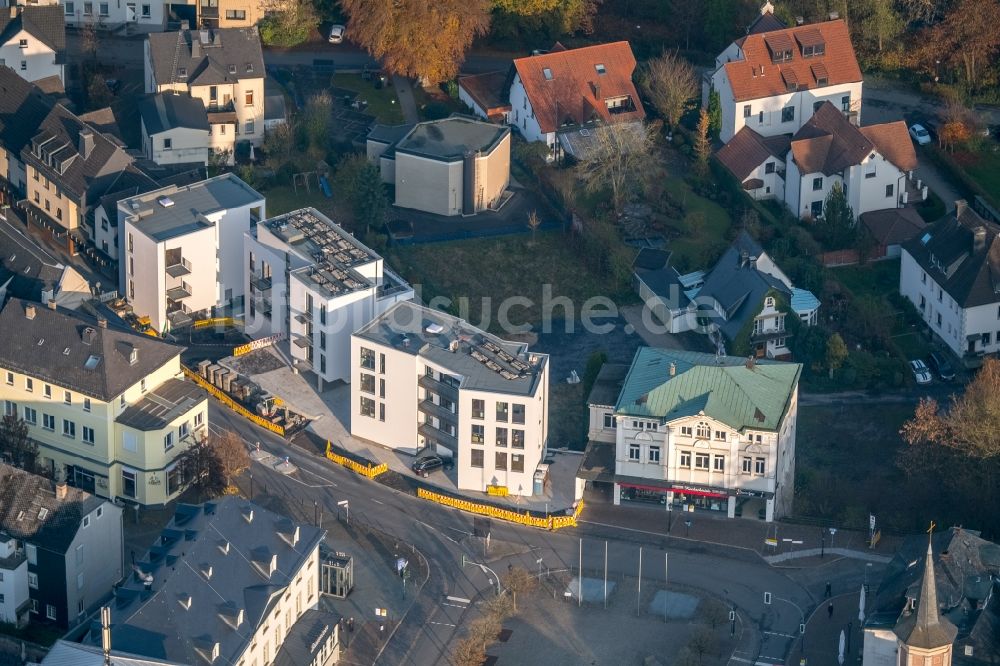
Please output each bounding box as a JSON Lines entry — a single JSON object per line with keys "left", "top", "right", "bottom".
{"left": 956, "top": 148, "right": 1000, "bottom": 206}
{"left": 829, "top": 259, "right": 900, "bottom": 299}
{"left": 662, "top": 179, "right": 733, "bottom": 272}
{"left": 331, "top": 74, "right": 405, "bottom": 124}
{"left": 386, "top": 231, "right": 620, "bottom": 332}
{"left": 260, "top": 184, "right": 349, "bottom": 225}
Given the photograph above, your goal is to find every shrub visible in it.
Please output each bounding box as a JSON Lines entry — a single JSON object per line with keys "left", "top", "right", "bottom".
{"left": 423, "top": 102, "right": 451, "bottom": 120}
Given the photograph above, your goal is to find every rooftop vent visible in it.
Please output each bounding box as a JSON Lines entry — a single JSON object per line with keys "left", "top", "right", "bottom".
{"left": 128, "top": 347, "right": 138, "bottom": 365}
{"left": 62, "top": 347, "right": 70, "bottom": 355}
{"left": 158, "top": 196, "right": 175, "bottom": 208}
{"left": 37, "top": 507, "right": 49, "bottom": 520}
{"left": 829, "top": 11, "right": 839, "bottom": 19}
{"left": 669, "top": 362, "right": 676, "bottom": 377}
{"left": 425, "top": 323, "right": 444, "bottom": 334}
{"left": 82, "top": 327, "right": 96, "bottom": 345}
{"left": 48, "top": 299, "right": 57, "bottom": 310}
{"left": 24, "top": 304, "right": 35, "bottom": 319}
{"left": 795, "top": 15, "right": 804, "bottom": 24}
{"left": 543, "top": 68, "right": 553, "bottom": 80}
{"left": 55, "top": 482, "right": 68, "bottom": 501}
{"left": 97, "top": 316, "right": 107, "bottom": 329}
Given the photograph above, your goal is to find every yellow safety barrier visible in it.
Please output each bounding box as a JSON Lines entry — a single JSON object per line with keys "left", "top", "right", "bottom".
{"left": 193, "top": 317, "right": 240, "bottom": 329}
{"left": 416, "top": 488, "right": 585, "bottom": 531}
{"left": 182, "top": 366, "right": 285, "bottom": 436}
{"left": 324, "top": 442, "right": 388, "bottom": 479}
{"left": 487, "top": 485, "right": 508, "bottom": 497}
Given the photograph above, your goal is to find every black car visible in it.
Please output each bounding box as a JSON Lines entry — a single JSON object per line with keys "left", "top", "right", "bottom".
{"left": 927, "top": 351, "right": 956, "bottom": 381}
{"left": 411, "top": 454, "right": 453, "bottom": 477}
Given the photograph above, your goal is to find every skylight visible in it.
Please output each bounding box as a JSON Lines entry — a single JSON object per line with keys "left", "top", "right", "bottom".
{"left": 543, "top": 68, "right": 553, "bottom": 80}
{"left": 921, "top": 232, "right": 932, "bottom": 245}
{"left": 84, "top": 355, "right": 102, "bottom": 370}
{"left": 595, "top": 63, "right": 606, "bottom": 74}
{"left": 38, "top": 508, "right": 49, "bottom": 520}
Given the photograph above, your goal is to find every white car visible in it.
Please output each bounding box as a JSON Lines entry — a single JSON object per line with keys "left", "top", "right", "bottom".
{"left": 908, "top": 124, "right": 932, "bottom": 145}
{"left": 910, "top": 359, "right": 933, "bottom": 385}
{"left": 328, "top": 24, "right": 345, "bottom": 44}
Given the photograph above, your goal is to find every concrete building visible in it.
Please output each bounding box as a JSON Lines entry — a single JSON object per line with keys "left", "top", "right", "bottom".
{"left": 138, "top": 92, "right": 210, "bottom": 166}
{"left": 144, "top": 27, "right": 266, "bottom": 163}
{"left": 706, "top": 9, "right": 863, "bottom": 144}
{"left": 94, "top": 498, "right": 338, "bottom": 666}
{"left": 244, "top": 207, "right": 412, "bottom": 385}
{"left": 582, "top": 348, "right": 800, "bottom": 521}
{"left": 368, "top": 116, "right": 511, "bottom": 217}
{"left": 118, "top": 173, "right": 264, "bottom": 332}
{"left": 352, "top": 301, "right": 550, "bottom": 497}
{"left": 59, "top": 0, "right": 166, "bottom": 32}
{"left": 0, "top": 464, "right": 123, "bottom": 629}
{"left": 0, "top": 5, "right": 65, "bottom": 91}
{"left": 0, "top": 298, "right": 208, "bottom": 506}
{"left": 899, "top": 201, "right": 1000, "bottom": 362}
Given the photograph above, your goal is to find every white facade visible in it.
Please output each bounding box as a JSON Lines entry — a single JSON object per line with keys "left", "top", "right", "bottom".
{"left": 141, "top": 123, "right": 209, "bottom": 166}
{"left": 0, "top": 536, "right": 29, "bottom": 626}
{"left": 62, "top": 0, "right": 165, "bottom": 30}
{"left": 352, "top": 302, "right": 549, "bottom": 497}
{"left": 119, "top": 174, "right": 265, "bottom": 332}
{"left": 788, "top": 155, "right": 906, "bottom": 220}
{"left": 244, "top": 208, "right": 412, "bottom": 385}
{"left": 0, "top": 26, "right": 64, "bottom": 87}
{"left": 508, "top": 74, "right": 554, "bottom": 150}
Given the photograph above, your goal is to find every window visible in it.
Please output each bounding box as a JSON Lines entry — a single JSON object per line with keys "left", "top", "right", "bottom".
{"left": 3, "top": 371, "right": 10, "bottom": 385}
{"left": 99, "top": 1, "right": 108, "bottom": 14}
{"left": 696, "top": 422, "right": 710, "bottom": 438}
{"left": 984, "top": 332, "right": 993, "bottom": 345}
{"left": 603, "top": 413, "right": 616, "bottom": 429}
{"left": 163, "top": 137, "right": 172, "bottom": 150}
{"left": 195, "top": 412, "right": 204, "bottom": 427}
{"left": 27, "top": 544, "right": 36, "bottom": 565}
{"left": 713, "top": 455, "right": 725, "bottom": 471}
{"left": 21, "top": 378, "right": 30, "bottom": 392}
{"left": 379, "top": 403, "right": 385, "bottom": 421}
{"left": 812, "top": 177, "right": 823, "bottom": 191}
{"left": 841, "top": 95, "right": 851, "bottom": 112}
{"left": 245, "top": 90, "right": 254, "bottom": 107}
{"left": 245, "top": 120, "right": 254, "bottom": 135}
{"left": 379, "top": 354, "right": 386, "bottom": 373}
{"left": 18, "top": 39, "right": 26, "bottom": 48}
{"left": 781, "top": 106, "right": 795, "bottom": 123}
{"left": 63, "top": 419, "right": 76, "bottom": 438}
{"left": 743, "top": 105, "right": 751, "bottom": 118}
{"left": 359, "top": 373, "right": 375, "bottom": 394}
{"left": 629, "top": 443, "right": 640, "bottom": 461}
{"left": 714, "top": 430, "right": 726, "bottom": 441}
{"left": 379, "top": 378, "right": 385, "bottom": 398}
{"left": 77, "top": 572, "right": 84, "bottom": 590}
{"left": 28, "top": 573, "right": 38, "bottom": 589}
{"left": 164, "top": 432, "right": 174, "bottom": 450}
{"left": 758, "top": 110, "right": 764, "bottom": 124}
{"left": 742, "top": 457, "right": 752, "bottom": 474}
{"left": 141, "top": 3, "right": 150, "bottom": 16}
{"left": 680, "top": 426, "right": 692, "bottom": 437}
{"left": 496, "top": 402, "right": 509, "bottom": 422}
{"left": 76, "top": 544, "right": 84, "bottom": 565}
{"left": 3, "top": 400, "right": 14, "bottom": 417}
{"left": 885, "top": 184, "right": 894, "bottom": 198}
{"left": 225, "top": 8, "right": 246, "bottom": 19}
{"left": 43, "top": 414, "right": 55, "bottom": 430}
{"left": 122, "top": 469, "right": 136, "bottom": 498}
{"left": 360, "top": 347, "right": 375, "bottom": 369}
{"left": 64, "top": 390, "right": 72, "bottom": 405}
{"left": 97, "top": 506, "right": 103, "bottom": 518}
{"left": 23, "top": 407, "right": 36, "bottom": 425}
{"left": 360, "top": 397, "right": 375, "bottom": 418}
{"left": 84, "top": 1, "right": 92, "bottom": 13}
{"left": 470, "top": 449, "right": 484, "bottom": 468}
{"left": 496, "top": 427, "right": 508, "bottom": 447}
{"left": 679, "top": 451, "right": 691, "bottom": 467}
{"left": 695, "top": 453, "right": 710, "bottom": 469}
{"left": 471, "top": 424, "right": 485, "bottom": 444}
{"left": 765, "top": 162, "right": 775, "bottom": 174}
{"left": 82, "top": 515, "right": 90, "bottom": 528}
{"left": 83, "top": 426, "right": 95, "bottom": 445}
{"left": 44, "top": 384, "right": 52, "bottom": 399}
{"left": 511, "top": 454, "right": 524, "bottom": 473}
{"left": 512, "top": 403, "right": 525, "bottom": 424}
{"left": 512, "top": 429, "right": 524, "bottom": 449}
{"left": 66, "top": 4, "right": 76, "bottom": 17}
{"left": 471, "top": 399, "right": 485, "bottom": 419}
{"left": 46, "top": 605, "right": 57, "bottom": 620}
{"left": 648, "top": 446, "right": 660, "bottom": 463}
{"left": 754, "top": 457, "right": 766, "bottom": 475}
{"left": 495, "top": 452, "right": 507, "bottom": 470}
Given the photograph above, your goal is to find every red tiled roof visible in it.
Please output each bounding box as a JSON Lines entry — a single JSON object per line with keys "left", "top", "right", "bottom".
{"left": 790, "top": 102, "right": 873, "bottom": 175}
{"left": 716, "top": 126, "right": 789, "bottom": 182}
{"left": 723, "top": 20, "right": 861, "bottom": 102}
{"left": 512, "top": 41, "right": 645, "bottom": 134}
{"left": 457, "top": 71, "right": 512, "bottom": 116}
{"left": 859, "top": 121, "right": 918, "bottom": 172}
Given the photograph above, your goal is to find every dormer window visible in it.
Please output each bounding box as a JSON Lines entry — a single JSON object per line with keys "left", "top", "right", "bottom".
{"left": 542, "top": 68, "right": 553, "bottom": 80}
{"left": 765, "top": 33, "right": 794, "bottom": 63}
{"left": 228, "top": 64, "right": 236, "bottom": 74}
{"left": 245, "top": 62, "right": 253, "bottom": 73}
{"left": 796, "top": 27, "right": 826, "bottom": 58}
{"left": 177, "top": 67, "right": 187, "bottom": 79}
{"left": 595, "top": 63, "right": 606, "bottom": 75}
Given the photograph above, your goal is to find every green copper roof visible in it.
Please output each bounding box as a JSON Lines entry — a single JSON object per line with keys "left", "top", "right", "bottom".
{"left": 614, "top": 348, "right": 801, "bottom": 432}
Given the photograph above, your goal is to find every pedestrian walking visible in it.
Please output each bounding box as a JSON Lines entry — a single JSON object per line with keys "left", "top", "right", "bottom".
{"left": 825, "top": 581, "right": 832, "bottom": 598}
{"left": 828, "top": 602, "right": 834, "bottom": 618}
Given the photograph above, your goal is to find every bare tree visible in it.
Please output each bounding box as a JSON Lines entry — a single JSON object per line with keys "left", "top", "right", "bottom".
{"left": 467, "top": 613, "right": 501, "bottom": 651}
{"left": 80, "top": 22, "right": 99, "bottom": 61}
{"left": 482, "top": 592, "right": 514, "bottom": 620}
{"left": 0, "top": 415, "right": 38, "bottom": 473}
{"left": 693, "top": 109, "right": 711, "bottom": 177}
{"left": 576, "top": 120, "right": 656, "bottom": 214}
{"left": 640, "top": 50, "right": 698, "bottom": 129}
{"left": 687, "top": 627, "right": 717, "bottom": 664}
{"left": 210, "top": 430, "right": 250, "bottom": 488}
{"left": 501, "top": 566, "right": 537, "bottom": 612}
{"left": 699, "top": 599, "right": 729, "bottom": 631}
{"left": 452, "top": 637, "right": 485, "bottom": 666}
{"left": 526, "top": 210, "right": 541, "bottom": 246}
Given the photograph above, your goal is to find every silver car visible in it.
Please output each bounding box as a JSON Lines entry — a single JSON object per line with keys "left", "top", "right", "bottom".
{"left": 328, "top": 24, "right": 345, "bottom": 44}
{"left": 909, "top": 359, "right": 932, "bottom": 385}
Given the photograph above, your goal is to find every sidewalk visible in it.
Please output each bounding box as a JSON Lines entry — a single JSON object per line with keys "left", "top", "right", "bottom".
{"left": 391, "top": 75, "right": 420, "bottom": 124}
{"left": 788, "top": 591, "right": 866, "bottom": 666}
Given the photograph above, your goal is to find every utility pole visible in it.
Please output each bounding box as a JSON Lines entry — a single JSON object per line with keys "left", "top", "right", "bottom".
{"left": 604, "top": 541, "right": 608, "bottom": 609}
{"left": 637, "top": 547, "right": 643, "bottom": 617}
{"left": 663, "top": 552, "right": 669, "bottom": 622}
{"left": 578, "top": 537, "right": 583, "bottom": 607}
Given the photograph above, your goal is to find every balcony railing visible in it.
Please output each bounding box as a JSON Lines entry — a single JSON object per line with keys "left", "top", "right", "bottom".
{"left": 165, "top": 256, "right": 192, "bottom": 278}
{"left": 418, "top": 422, "right": 458, "bottom": 453}
{"left": 165, "top": 282, "right": 192, "bottom": 300}
{"left": 250, "top": 273, "right": 272, "bottom": 292}
{"left": 418, "top": 399, "right": 458, "bottom": 426}
{"left": 418, "top": 374, "right": 459, "bottom": 402}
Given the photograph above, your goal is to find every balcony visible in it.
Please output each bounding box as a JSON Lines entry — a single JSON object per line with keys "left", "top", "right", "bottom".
{"left": 206, "top": 101, "right": 237, "bottom": 125}
{"left": 750, "top": 328, "right": 787, "bottom": 343}
{"left": 165, "top": 255, "right": 192, "bottom": 278}
{"left": 165, "top": 282, "right": 192, "bottom": 300}
{"left": 418, "top": 374, "right": 458, "bottom": 403}
{"left": 250, "top": 273, "right": 272, "bottom": 292}
{"left": 418, "top": 399, "right": 457, "bottom": 426}
{"left": 418, "top": 422, "right": 458, "bottom": 453}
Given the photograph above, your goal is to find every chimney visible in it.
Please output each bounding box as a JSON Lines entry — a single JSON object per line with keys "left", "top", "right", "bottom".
{"left": 79, "top": 129, "right": 95, "bottom": 160}
{"left": 9, "top": 6, "right": 17, "bottom": 18}
{"left": 955, "top": 199, "right": 968, "bottom": 218}
{"left": 48, "top": 299, "right": 57, "bottom": 310}
{"left": 669, "top": 362, "right": 676, "bottom": 377}
{"left": 745, "top": 355, "right": 756, "bottom": 370}
{"left": 740, "top": 250, "right": 749, "bottom": 267}
{"left": 24, "top": 304, "right": 36, "bottom": 320}
{"left": 973, "top": 226, "right": 987, "bottom": 253}
{"left": 829, "top": 11, "right": 839, "bottom": 20}
{"left": 191, "top": 40, "right": 200, "bottom": 59}
{"left": 55, "top": 481, "right": 69, "bottom": 500}
{"left": 179, "top": 19, "right": 189, "bottom": 30}
{"left": 97, "top": 316, "right": 108, "bottom": 329}
{"left": 795, "top": 16, "right": 804, "bottom": 25}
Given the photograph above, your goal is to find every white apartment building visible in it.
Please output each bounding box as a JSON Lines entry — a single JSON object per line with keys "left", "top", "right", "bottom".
{"left": 0, "top": 6, "right": 65, "bottom": 89}
{"left": 352, "top": 301, "right": 550, "bottom": 497}
{"left": 595, "top": 347, "right": 800, "bottom": 521}
{"left": 900, "top": 201, "right": 1000, "bottom": 361}
{"left": 0, "top": 534, "right": 29, "bottom": 627}
{"left": 244, "top": 207, "right": 412, "bottom": 386}
{"left": 0, "top": 298, "right": 208, "bottom": 506}
{"left": 118, "top": 173, "right": 265, "bottom": 332}
{"left": 145, "top": 27, "right": 265, "bottom": 163}
{"left": 102, "top": 499, "right": 339, "bottom": 666}
{"left": 707, "top": 10, "right": 863, "bottom": 144}
{"left": 60, "top": 0, "right": 166, "bottom": 31}
{"left": 138, "top": 92, "right": 211, "bottom": 166}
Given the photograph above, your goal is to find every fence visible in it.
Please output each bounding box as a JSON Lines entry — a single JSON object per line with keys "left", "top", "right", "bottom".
{"left": 181, "top": 366, "right": 286, "bottom": 436}
{"left": 323, "top": 441, "right": 388, "bottom": 479}
{"left": 416, "top": 487, "right": 584, "bottom": 531}
{"left": 192, "top": 317, "right": 240, "bottom": 329}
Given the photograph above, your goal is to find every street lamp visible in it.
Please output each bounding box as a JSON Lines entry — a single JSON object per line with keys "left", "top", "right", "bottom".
{"left": 462, "top": 555, "right": 502, "bottom": 596}
{"left": 338, "top": 500, "right": 349, "bottom": 525}
{"left": 820, "top": 530, "right": 825, "bottom": 558}
{"left": 685, "top": 519, "right": 692, "bottom": 537}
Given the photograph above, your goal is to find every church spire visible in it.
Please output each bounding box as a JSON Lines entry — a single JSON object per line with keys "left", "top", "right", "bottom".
{"left": 894, "top": 524, "right": 957, "bottom": 650}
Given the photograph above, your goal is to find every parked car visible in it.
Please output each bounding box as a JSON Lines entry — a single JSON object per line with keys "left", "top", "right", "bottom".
{"left": 927, "top": 351, "right": 956, "bottom": 381}
{"left": 910, "top": 359, "right": 933, "bottom": 385}
{"left": 411, "top": 454, "right": 453, "bottom": 478}
{"left": 328, "top": 24, "right": 346, "bottom": 43}
{"left": 908, "top": 123, "right": 932, "bottom": 145}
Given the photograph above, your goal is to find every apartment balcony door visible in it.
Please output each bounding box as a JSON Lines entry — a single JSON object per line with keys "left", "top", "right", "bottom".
{"left": 126, "top": 2, "right": 136, "bottom": 21}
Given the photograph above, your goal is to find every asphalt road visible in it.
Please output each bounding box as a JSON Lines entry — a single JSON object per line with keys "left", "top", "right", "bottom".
{"left": 208, "top": 401, "right": 878, "bottom": 666}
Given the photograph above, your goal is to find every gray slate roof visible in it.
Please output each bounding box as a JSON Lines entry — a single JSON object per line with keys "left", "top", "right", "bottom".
{"left": 146, "top": 27, "right": 264, "bottom": 88}
{"left": 587, "top": 363, "right": 629, "bottom": 407}
{"left": 0, "top": 65, "right": 55, "bottom": 160}
{"left": 0, "top": 463, "right": 106, "bottom": 554}
{"left": 138, "top": 93, "right": 209, "bottom": 135}
{"left": 0, "top": 6, "right": 65, "bottom": 58}
{"left": 0, "top": 217, "right": 65, "bottom": 303}
{"left": 0, "top": 298, "right": 184, "bottom": 401}
{"left": 106, "top": 499, "right": 325, "bottom": 666}
{"left": 42, "top": 641, "right": 183, "bottom": 666}
{"left": 355, "top": 301, "right": 548, "bottom": 396}
{"left": 116, "top": 377, "right": 205, "bottom": 431}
